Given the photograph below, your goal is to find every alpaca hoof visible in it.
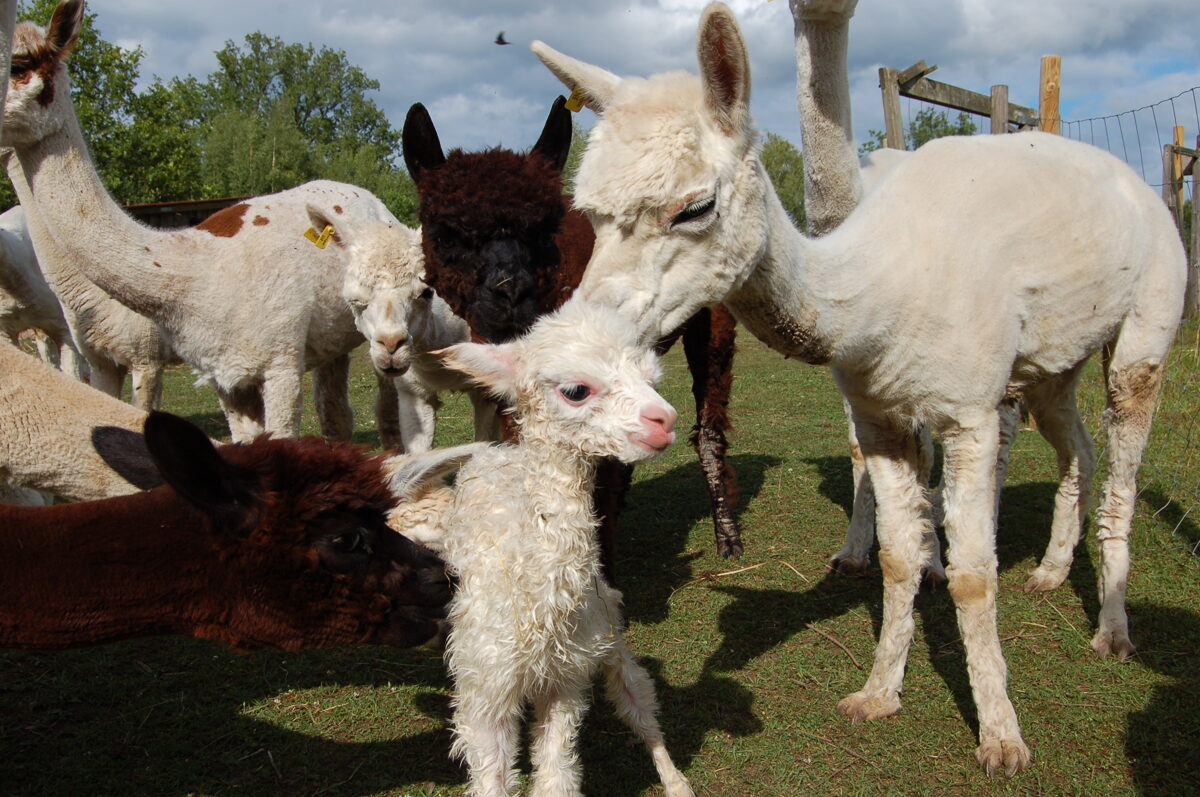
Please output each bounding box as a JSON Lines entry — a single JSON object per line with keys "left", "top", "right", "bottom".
{"left": 662, "top": 772, "right": 695, "bottom": 797}
{"left": 975, "top": 737, "right": 1032, "bottom": 776}
{"left": 716, "top": 533, "right": 744, "bottom": 559}
{"left": 837, "top": 691, "right": 900, "bottom": 723}
{"left": 1022, "top": 566, "right": 1067, "bottom": 593}
{"left": 829, "top": 552, "right": 870, "bottom": 576}
{"left": 1091, "top": 628, "right": 1136, "bottom": 660}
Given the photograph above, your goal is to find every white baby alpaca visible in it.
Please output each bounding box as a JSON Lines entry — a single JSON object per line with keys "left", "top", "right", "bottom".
{"left": 435, "top": 301, "right": 692, "bottom": 797}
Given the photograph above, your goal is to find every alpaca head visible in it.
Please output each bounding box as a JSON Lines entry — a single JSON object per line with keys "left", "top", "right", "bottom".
{"left": 402, "top": 97, "right": 574, "bottom": 343}
{"left": 305, "top": 201, "right": 432, "bottom": 377}
{"left": 143, "top": 411, "right": 454, "bottom": 649}
{"left": 531, "top": 2, "right": 768, "bottom": 342}
{"left": 2, "top": 0, "right": 82, "bottom": 147}
{"left": 438, "top": 299, "right": 677, "bottom": 464}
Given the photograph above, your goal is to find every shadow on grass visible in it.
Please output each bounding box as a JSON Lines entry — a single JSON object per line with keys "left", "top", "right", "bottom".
{"left": 1123, "top": 602, "right": 1200, "bottom": 795}
{"left": 0, "top": 640, "right": 463, "bottom": 794}
{"left": 182, "top": 409, "right": 233, "bottom": 441}
{"left": 618, "top": 453, "right": 782, "bottom": 625}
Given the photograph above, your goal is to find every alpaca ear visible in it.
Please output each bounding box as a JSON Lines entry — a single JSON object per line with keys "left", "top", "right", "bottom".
{"left": 384, "top": 443, "right": 491, "bottom": 503}
{"left": 402, "top": 103, "right": 447, "bottom": 184}
{"left": 530, "top": 41, "right": 621, "bottom": 113}
{"left": 304, "top": 204, "right": 346, "bottom": 250}
{"left": 142, "top": 411, "right": 260, "bottom": 532}
{"left": 436, "top": 342, "right": 519, "bottom": 403}
{"left": 46, "top": 0, "right": 86, "bottom": 61}
{"left": 697, "top": 2, "right": 752, "bottom": 137}
{"left": 531, "top": 95, "right": 573, "bottom": 173}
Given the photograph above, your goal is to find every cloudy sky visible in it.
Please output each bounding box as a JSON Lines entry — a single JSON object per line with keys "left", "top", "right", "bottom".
{"left": 71, "top": 0, "right": 1200, "bottom": 182}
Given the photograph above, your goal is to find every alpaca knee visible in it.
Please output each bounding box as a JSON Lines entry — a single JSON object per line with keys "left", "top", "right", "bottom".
{"left": 947, "top": 569, "right": 996, "bottom": 609}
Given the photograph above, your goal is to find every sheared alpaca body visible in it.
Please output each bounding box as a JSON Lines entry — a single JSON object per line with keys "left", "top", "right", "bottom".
{"left": 403, "top": 98, "right": 742, "bottom": 562}
{"left": 0, "top": 2, "right": 401, "bottom": 441}
{"left": 0, "top": 204, "right": 84, "bottom": 377}
{"left": 0, "top": 411, "right": 456, "bottom": 652}
{"left": 533, "top": 2, "right": 1184, "bottom": 774}
{"left": 792, "top": 3, "right": 1092, "bottom": 597}
{"left": 0, "top": 336, "right": 156, "bottom": 500}
{"left": 429, "top": 302, "right": 692, "bottom": 797}
{"left": 330, "top": 213, "right": 498, "bottom": 452}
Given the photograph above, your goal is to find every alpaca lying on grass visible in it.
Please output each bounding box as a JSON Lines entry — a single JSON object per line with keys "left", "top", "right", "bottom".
{"left": 408, "top": 300, "right": 692, "bottom": 796}
{"left": 533, "top": 2, "right": 1184, "bottom": 774}
{"left": 316, "top": 206, "right": 498, "bottom": 452}
{"left": 0, "top": 411, "right": 462, "bottom": 652}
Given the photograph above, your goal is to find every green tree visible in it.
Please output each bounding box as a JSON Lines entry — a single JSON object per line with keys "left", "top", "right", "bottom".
{"left": 560, "top": 122, "right": 590, "bottom": 196}
{"left": 859, "top": 107, "right": 979, "bottom": 155}
{"left": 760, "top": 132, "right": 805, "bottom": 229}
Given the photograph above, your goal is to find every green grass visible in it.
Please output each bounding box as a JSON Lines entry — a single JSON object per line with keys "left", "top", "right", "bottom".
{"left": 2, "top": 324, "right": 1198, "bottom": 796}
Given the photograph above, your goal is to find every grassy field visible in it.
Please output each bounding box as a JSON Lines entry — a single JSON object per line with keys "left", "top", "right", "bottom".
{"left": 1, "top": 324, "right": 1198, "bottom": 795}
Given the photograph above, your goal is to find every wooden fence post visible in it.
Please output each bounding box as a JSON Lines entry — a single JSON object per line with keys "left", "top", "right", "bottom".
{"left": 1039, "top": 55, "right": 1061, "bottom": 134}
{"left": 989, "top": 85, "right": 1009, "bottom": 135}
{"left": 879, "top": 67, "right": 905, "bottom": 150}
{"left": 1162, "top": 143, "right": 1181, "bottom": 229}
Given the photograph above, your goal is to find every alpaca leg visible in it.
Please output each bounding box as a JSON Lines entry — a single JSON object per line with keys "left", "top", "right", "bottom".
{"left": 395, "top": 375, "right": 440, "bottom": 453}
{"left": 374, "top": 373, "right": 402, "bottom": 450}
{"left": 529, "top": 684, "right": 588, "bottom": 797}
{"left": 993, "top": 398, "right": 1020, "bottom": 528}
{"left": 451, "top": 686, "right": 523, "bottom": 797}
{"left": 831, "top": 397, "right": 877, "bottom": 574}
{"left": 129, "top": 365, "right": 164, "bottom": 412}
{"left": 262, "top": 365, "right": 304, "bottom": 438}
{"left": 469, "top": 391, "right": 502, "bottom": 442}
{"left": 32, "top": 330, "right": 55, "bottom": 365}
{"left": 681, "top": 305, "right": 742, "bottom": 558}
{"left": 313, "top": 355, "right": 354, "bottom": 440}
{"left": 87, "top": 355, "right": 127, "bottom": 400}
{"left": 57, "top": 340, "right": 88, "bottom": 382}
{"left": 602, "top": 642, "right": 694, "bottom": 797}
{"left": 1091, "top": 355, "right": 1165, "bottom": 659}
{"left": 218, "top": 384, "right": 265, "bottom": 443}
{"left": 940, "top": 411, "right": 1030, "bottom": 775}
{"left": 1022, "top": 370, "right": 1095, "bottom": 593}
{"left": 837, "top": 415, "right": 930, "bottom": 722}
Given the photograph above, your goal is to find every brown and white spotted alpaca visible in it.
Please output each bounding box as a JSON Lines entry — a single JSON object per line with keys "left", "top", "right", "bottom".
{"left": 0, "top": 0, "right": 402, "bottom": 441}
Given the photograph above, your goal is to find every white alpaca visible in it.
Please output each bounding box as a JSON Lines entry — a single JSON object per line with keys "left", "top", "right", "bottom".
{"left": 533, "top": 3, "right": 1185, "bottom": 774}
{"left": 1, "top": 2, "right": 389, "bottom": 441}
{"left": 0, "top": 203, "right": 85, "bottom": 376}
{"left": 414, "top": 301, "right": 692, "bottom": 797}
{"left": 319, "top": 208, "right": 500, "bottom": 452}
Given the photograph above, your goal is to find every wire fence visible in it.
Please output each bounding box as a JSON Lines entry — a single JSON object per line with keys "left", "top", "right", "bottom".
{"left": 895, "top": 87, "right": 1200, "bottom": 560}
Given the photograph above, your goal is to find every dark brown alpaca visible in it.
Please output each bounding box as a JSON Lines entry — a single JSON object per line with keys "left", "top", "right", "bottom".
{"left": 402, "top": 97, "right": 742, "bottom": 567}
{"left": 0, "top": 412, "right": 452, "bottom": 652}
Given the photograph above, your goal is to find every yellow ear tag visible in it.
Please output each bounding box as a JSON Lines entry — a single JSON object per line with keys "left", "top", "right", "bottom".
{"left": 304, "top": 224, "right": 334, "bottom": 249}
{"left": 564, "top": 88, "right": 585, "bottom": 112}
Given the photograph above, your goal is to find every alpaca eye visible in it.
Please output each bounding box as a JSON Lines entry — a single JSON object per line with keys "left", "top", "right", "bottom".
{"left": 418, "top": 287, "right": 434, "bottom": 301}
{"left": 671, "top": 196, "right": 716, "bottom": 227}
{"left": 558, "top": 384, "right": 591, "bottom": 403}
{"left": 331, "top": 529, "right": 371, "bottom": 555}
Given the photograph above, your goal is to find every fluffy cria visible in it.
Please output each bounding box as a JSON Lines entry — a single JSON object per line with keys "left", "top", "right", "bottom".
{"left": 432, "top": 301, "right": 692, "bottom": 797}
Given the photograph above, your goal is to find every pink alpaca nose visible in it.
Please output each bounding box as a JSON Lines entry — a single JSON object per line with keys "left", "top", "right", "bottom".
{"left": 376, "top": 333, "right": 408, "bottom": 355}
{"left": 638, "top": 403, "right": 677, "bottom": 450}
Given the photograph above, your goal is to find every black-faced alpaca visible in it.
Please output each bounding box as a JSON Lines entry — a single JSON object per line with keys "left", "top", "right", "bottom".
{"left": 402, "top": 96, "right": 742, "bottom": 569}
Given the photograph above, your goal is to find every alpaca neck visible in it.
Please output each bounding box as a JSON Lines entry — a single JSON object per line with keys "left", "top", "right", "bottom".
{"left": 724, "top": 171, "right": 856, "bottom": 365}
{"left": 4, "top": 152, "right": 142, "bottom": 331}
{"left": 0, "top": 492, "right": 224, "bottom": 649}
{"left": 12, "top": 100, "right": 184, "bottom": 319}
{"left": 792, "top": 5, "right": 862, "bottom": 236}
{"left": 518, "top": 432, "right": 600, "bottom": 544}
